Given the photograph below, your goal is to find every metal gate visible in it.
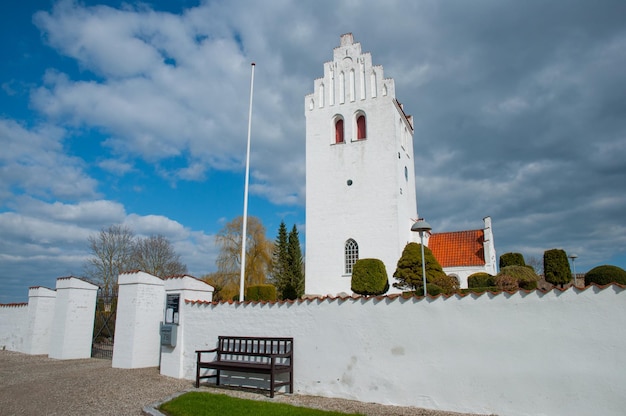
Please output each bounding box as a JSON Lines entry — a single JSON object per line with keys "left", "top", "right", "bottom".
{"left": 92, "top": 291, "right": 116, "bottom": 359}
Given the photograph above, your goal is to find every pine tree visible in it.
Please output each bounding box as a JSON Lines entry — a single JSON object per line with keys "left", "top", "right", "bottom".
{"left": 271, "top": 221, "right": 290, "bottom": 298}
{"left": 286, "top": 225, "right": 305, "bottom": 299}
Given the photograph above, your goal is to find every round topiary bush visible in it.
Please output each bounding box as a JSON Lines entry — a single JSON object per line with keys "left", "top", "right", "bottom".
{"left": 584, "top": 265, "right": 626, "bottom": 286}
{"left": 499, "top": 252, "right": 526, "bottom": 268}
{"left": 468, "top": 272, "right": 495, "bottom": 288}
{"left": 351, "top": 258, "right": 389, "bottom": 295}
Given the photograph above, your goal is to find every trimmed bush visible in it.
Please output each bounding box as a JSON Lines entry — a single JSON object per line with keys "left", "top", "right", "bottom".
{"left": 495, "top": 274, "right": 519, "bottom": 291}
{"left": 413, "top": 283, "right": 444, "bottom": 297}
{"left": 499, "top": 252, "right": 526, "bottom": 269}
{"left": 544, "top": 248, "right": 572, "bottom": 287}
{"left": 351, "top": 258, "right": 389, "bottom": 295}
{"left": 246, "top": 284, "right": 277, "bottom": 301}
{"left": 460, "top": 287, "right": 499, "bottom": 294}
{"left": 393, "top": 243, "right": 447, "bottom": 291}
{"left": 585, "top": 265, "right": 626, "bottom": 286}
{"left": 498, "top": 265, "right": 539, "bottom": 290}
{"left": 468, "top": 272, "right": 495, "bottom": 288}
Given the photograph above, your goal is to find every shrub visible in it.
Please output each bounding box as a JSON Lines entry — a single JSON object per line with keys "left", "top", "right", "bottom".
{"left": 498, "top": 265, "right": 539, "bottom": 290}
{"left": 460, "top": 287, "right": 498, "bottom": 294}
{"left": 585, "top": 265, "right": 626, "bottom": 286}
{"left": 245, "top": 284, "right": 277, "bottom": 301}
{"left": 499, "top": 252, "right": 526, "bottom": 269}
{"left": 431, "top": 274, "right": 460, "bottom": 295}
{"left": 543, "top": 249, "right": 572, "bottom": 287}
{"left": 393, "top": 243, "right": 446, "bottom": 291}
{"left": 495, "top": 274, "right": 519, "bottom": 291}
{"left": 468, "top": 272, "right": 495, "bottom": 288}
{"left": 414, "top": 283, "right": 444, "bottom": 296}
{"left": 351, "top": 258, "right": 389, "bottom": 295}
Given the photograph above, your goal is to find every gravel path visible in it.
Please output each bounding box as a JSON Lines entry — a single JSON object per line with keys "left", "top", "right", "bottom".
{"left": 0, "top": 350, "right": 491, "bottom": 416}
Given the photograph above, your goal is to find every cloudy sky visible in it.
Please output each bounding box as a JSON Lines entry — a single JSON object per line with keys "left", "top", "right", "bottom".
{"left": 1, "top": 0, "right": 625, "bottom": 302}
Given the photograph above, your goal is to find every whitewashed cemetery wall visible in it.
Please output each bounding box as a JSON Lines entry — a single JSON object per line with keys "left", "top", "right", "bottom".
{"left": 174, "top": 286, "right": 625, "bottom": 416}
{"left": 0, "top": 277, "right": 97, "bottom": 358}
{"left": 0, "top": 302, "right": 28, "bottom": 351}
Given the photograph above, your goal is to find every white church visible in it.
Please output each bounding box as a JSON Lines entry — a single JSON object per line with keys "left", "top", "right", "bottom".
{"left": 304, "top": 34, "right": 496, "bottom": 296}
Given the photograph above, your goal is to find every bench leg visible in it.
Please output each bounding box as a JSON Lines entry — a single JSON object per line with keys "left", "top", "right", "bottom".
{"left": 215, "top": 369, "right": 220, "bottom": 386}
{"left": 270, "top": 371, "right": 275, "bottom": 398}
{"left": 195, "top": 363, "right": 200, "bottom": 388}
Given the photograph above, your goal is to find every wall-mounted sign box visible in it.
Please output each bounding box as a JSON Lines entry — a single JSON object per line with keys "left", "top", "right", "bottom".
{"left": 165, "top": 293, "right": 180, "bottom": 325}
{"left": 160, "top": 323, "right": 177, "bottom": 347}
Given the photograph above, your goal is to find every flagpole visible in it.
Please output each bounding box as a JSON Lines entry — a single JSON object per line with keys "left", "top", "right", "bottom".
{"left": 239, "top": 62, "right": 255, "bottom": 302}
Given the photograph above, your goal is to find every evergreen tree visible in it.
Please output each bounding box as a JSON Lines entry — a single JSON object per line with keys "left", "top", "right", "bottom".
{"left": 286, "top": 225, "right": 305, "bottom": 299}
{"left": 270, "top": 221, "right": 304, "bottom": 300}
{"left": 271, "top": 221, "right": 290, "bottom": 297}
{"left": 393, "top": 242, "right": 448, "bottom": 291}
{"left": 543, "top": 248, "right": 572, "bottom": 288}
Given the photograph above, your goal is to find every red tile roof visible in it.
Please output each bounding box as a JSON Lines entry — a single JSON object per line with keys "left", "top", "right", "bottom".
{"left": 429, "top": 229, "right": 485, "bottom": 268}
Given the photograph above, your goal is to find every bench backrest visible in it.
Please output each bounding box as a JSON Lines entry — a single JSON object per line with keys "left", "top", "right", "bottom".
{"left": 217, "top": 336, "right": 293, "bottom": 363}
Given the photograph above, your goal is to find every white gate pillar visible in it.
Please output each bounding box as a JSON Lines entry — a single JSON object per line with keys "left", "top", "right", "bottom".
{"left": 112, "top": 271, "right": 164, "bottom": 369}
{"left": 23, "top": 286, "right": 57, "bottom": 355}
{"left": 160, "top": 276, "right": 213, "bottom": 379}
{"left": 49, "top": 277, "right": 98, "bottom": 360}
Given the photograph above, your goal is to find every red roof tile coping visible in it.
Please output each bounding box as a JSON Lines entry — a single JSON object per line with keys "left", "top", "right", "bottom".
{"left": 0, "top": 302, "right": 28, "bottom": 308}
{"left": 429, "top": 229, "right": 485, "bottom": 267}
{"left": 183, "top": 283, "right": 625, "bottom": 306}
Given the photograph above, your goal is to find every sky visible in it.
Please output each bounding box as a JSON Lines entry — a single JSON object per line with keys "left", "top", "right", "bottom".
{"left": 1, "top": 0, "right": 625, "bottom": 303}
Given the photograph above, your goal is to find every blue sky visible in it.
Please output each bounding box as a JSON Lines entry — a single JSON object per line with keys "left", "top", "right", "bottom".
{"left": 2, "top": 0, "right": 625, "bottom": 303}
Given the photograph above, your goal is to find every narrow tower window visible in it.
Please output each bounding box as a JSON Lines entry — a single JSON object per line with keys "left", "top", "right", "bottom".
{"left": 339, "top": 72, "right": 345, "bottom": 104}
{"left": 345, "top": 239, "right": 359, "bottom": 274}
{"left": 335, "top": 118, "right": 344, "bottom": 144}
{"left": 349, "top": 69, "right": 355, "bottom": 102}
{"left": 357, "top": 115, "right": 366, "bottom": 140}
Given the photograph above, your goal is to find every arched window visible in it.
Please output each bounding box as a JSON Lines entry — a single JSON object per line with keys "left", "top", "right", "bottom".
{"left": 356, "top": 115, "right": 366, "bottom": 140}
{"left": 345, "top": 239, "right": 359, "bottom": 274}
{"left": 335, "top": 118, "right": 344, "bottom": 144}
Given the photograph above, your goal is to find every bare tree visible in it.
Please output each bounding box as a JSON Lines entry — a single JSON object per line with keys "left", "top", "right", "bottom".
{"left": 131, "top": 234, "right": 187, "bottom": 277}
{"left": 85, "top": 224, "right": 135, "bottom": 298}
{"left": 526, "top": 255, "right": 544, "bottom": 275}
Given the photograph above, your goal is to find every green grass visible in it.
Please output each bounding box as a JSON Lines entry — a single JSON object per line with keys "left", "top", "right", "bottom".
{"left": 159, "top": 391, "right": 363, "bottom": 416}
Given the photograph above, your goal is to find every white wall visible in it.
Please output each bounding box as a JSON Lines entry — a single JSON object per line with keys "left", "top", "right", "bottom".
{"left": 178, "top": 286, "right": 626, "bottom": 416}
{"left": 0, "top": 303, "right": 28, "bottom": 351}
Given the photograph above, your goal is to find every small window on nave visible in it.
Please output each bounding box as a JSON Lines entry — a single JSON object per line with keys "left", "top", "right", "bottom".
{"left": 345, "top": 239, "right": 359, "bottom": 274}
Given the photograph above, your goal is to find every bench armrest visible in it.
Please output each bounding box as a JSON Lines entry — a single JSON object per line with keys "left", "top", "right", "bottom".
{"left": 196, "top": 348, "right": 218, "bottom": 358}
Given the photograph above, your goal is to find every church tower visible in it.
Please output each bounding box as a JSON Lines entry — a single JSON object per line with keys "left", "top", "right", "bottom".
{"left": 305, "top": 34, "right": 418, "bottom": 295}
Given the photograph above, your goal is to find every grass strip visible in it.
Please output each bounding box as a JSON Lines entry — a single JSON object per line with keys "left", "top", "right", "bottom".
{"left": 159, "top": 391, "right": 363, "bottom": 416}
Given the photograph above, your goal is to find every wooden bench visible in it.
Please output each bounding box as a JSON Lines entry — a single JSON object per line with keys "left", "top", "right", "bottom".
{"left": 195, "top": 336, "right": 293, "bottom": 398}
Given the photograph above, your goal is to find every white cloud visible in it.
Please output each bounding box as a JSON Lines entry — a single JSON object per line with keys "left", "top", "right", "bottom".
{"left": 0, "top": 118, "right": 98, "bottom": 200}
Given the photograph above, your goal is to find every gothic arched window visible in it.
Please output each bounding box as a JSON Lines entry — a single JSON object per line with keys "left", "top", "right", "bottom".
{"left": 356, "top": 115, "right": 366, "bottom": 140}
{"left": 345, "top": 239, "right": 359, "bottom": 274}
{"left": 335, "top": 118, "right": 344, "bottom": 144}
